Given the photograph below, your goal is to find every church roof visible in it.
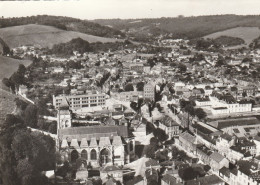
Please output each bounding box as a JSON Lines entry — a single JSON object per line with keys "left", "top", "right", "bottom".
{"left": 61, "top": 139, "right": 69, "bottom": 148}
{"left": 58, "top": 125, "right": 129, "bottom": 141}
{"left": 80, "top": 138, "right": 88, "bottom": 148}
{"left": 59, "top": 96, "right": 69, "bottom": 109}
{"left": 89, "top": 137, "right": 98, "bottom": 147}
{"left": 99, "top": 137, "right": 111, "bottom": 147}
{"left": 70, "top": 138, "right": 79, "bottom": 148}
{"left": 112, "top": 136, "right": 123, "bottom": 146}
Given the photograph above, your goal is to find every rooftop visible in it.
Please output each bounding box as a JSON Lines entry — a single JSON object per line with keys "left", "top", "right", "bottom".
{"left": 186, "top": 175, "right": 224, "bottom": 185}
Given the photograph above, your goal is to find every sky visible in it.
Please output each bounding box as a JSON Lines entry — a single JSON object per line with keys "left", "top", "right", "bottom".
{"left": 0, "top": 0, "right": 260, "bottom": 20}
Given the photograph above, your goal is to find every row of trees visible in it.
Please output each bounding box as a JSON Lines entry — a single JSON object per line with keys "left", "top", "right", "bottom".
{"left": 50, "top": 38, "right": 134, "bottom": 56}
{"left": 0, "top": 15, "right": 125, "bottom": 38}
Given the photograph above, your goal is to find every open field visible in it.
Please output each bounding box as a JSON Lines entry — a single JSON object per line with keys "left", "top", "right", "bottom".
{"left": 0, "top": 56, "right": 32, "bottom": 123}
{"left": 0, "top": 24, "right": 122, "bottom": 49}
{"left": 203, "top": 27, "right": 260, "bottom": 45}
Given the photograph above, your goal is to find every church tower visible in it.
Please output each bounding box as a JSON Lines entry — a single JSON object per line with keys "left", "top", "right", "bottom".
{"left": 57, "top": 97, "right": 72, "bottom": 132}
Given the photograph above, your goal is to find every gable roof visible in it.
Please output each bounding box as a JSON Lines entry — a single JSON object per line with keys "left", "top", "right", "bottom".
{"left": 186, "top": 175, "right": 224, "bottom": 185}
{"left": 161, "top": 174, "right": 177, "bottom": 185}
{"left": 209, "top": 152, "right": 225, "bottom": 163}
{"left": 58, "top": 125, "right": 128, "bottom": 140}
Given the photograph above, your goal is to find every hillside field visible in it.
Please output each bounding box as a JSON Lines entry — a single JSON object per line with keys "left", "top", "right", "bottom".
{"left": 203, "top": 27, "right": 260, "bottom": 45}
{"left": 0, "top": 89, "right": 17, "bottom": 124}
{"left": 0, "top": 55, "right": 32, "bottom": 80}
{"left": 0, "top": 24, "right": 122, "bottom": 49}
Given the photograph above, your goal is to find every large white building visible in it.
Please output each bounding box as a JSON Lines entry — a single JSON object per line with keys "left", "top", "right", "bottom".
{"left": 53, "top": 90, "right": 106, "bottom": 110}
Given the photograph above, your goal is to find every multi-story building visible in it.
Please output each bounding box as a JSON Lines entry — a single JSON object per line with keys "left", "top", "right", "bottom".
{"left": 53, "top": 90, "right": 106, "bottom": 110}
{"left": 158, "top": 116, "right": 180, "bottom": 139}
{"left": 143, "top": 82, "right": 155, "bottom": 100}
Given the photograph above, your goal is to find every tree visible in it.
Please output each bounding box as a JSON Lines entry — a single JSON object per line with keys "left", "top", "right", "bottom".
{"left": 15, "top": 98, "right": 28, "bottom": 111}
{"left": 242, "top": 91, "right": 247, "bottom": 97}
{"left": 178, "top": 167, "right": 198, "bottom": 181}
{"left": 178, "top": 63, "right": 187, "bottom": 73}
{"left": 136, "top": 81, "right": 145, "bottom": 91}
{"left": 2, "top": 77, "right": 15, "bottom": 90}
{"left": 143, "top": 145, "right": 157, "bottom": 159}
{"left": 125, "top": 83, "right": 134, "bottom": 91}
{"left": 153, "top": 128, "right": 168, "bottom": 142}
{"left": 23, "top": 104, "right": 38, "bottom": 128}
{"left": 194, "top": 108, "right": 207, "bottom": 120}
{"left": 18, "top": 64, "right": 26, "bottom": 75}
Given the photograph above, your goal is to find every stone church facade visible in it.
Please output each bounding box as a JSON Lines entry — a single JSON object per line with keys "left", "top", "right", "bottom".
{"left": 56, "top": 97, "right": 135, "bottom": 168}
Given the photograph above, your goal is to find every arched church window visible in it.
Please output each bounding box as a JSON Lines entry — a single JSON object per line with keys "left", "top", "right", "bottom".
{"left": 81, "top": 150, "right": 88, "bottom": 160}
{"left": 100, "top": 148, "right": 110, "bottom": 165}
{"left": 71, "top": 150, "right": 79, "bottom": 163}
{"left": 90, "top": 149, "right": 97, "bottom": 160}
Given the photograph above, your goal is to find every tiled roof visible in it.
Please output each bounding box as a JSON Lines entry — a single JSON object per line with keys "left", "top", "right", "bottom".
{"left": 89, "top": 137, "right": 98, "bottom": 147}
{"left": 145, "top": 159, "right": 160, "bottom": 167}
{"left": 99, "top": 137, "right": 111, "bottom": 147}
{"left": 161, "top": 174, "right": 176, "bottom": 185}
{"left": 101, "top": 165, "right": 121, "bottom": 172}
{"left": 160, "top": 116, "right": 179, "bottom": 127}
{"left": 179, "top": 131, "right": 196, "bottom": 143}
{"left": 58, "top": 125, "right": 129, "bottom": 140}
{"left": 210, "top": 117, "right": 260, "bottom": 129}
{"left": 80, "top": 138, "right": 88, "bottom": 148}
{"left": 61, "top": 139, "right": 68, "bottom": 148}
{"left": 186, "top": 175, "right": 224, "bottom": 185}
{"left": 220, "top": 133, "right": 233, "bottom": 141}
{"left": 112, "top": 136, "right": 123, "bottom": 146}
{"left": 70, "top": 138, "right": 79, "bottom": 148}
{"left": 61, "top": 136, "right": 123, "bottom": 148}
{"left": 219, "top": 167, "right": 230, "bottom": 177}
{"left": 209, "top": 152, "right": 225, "bottom": 163}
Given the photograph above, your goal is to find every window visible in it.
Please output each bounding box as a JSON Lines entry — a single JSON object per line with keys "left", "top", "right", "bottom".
{"left": 91, "top": 149, "right": 97, "bottom": 160}
{"left": 81, "top": 150, "right": 88, "bottom": 160}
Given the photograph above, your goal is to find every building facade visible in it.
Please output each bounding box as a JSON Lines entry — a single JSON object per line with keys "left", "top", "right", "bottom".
{"left": 53, "top": 91, "right": 106, "bottom": 110}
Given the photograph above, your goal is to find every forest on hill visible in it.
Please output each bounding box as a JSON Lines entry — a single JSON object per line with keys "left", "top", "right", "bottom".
{"left": 0, "top": 15, "right": 125, "bottom": 38}
{"left": 93, "top": 15, "right": 260, "bottom": 40}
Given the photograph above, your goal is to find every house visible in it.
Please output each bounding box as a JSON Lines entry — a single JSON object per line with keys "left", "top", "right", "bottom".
{"left": 100, "top": 165, "right": 123, "bottom": 184}
{"left": 209, "top": 152, "right": 229, "bottom": 171}
{"left": 228, "top": 162, "right": 260, "bottom": 185}
{"left": 125, "top": 175, "right": 145, "bottom": 185}
{"left": 18, "top": 85, "right": 28, "bottom": 97}
{"left": 196, "top": 144, "right": 212, "bottom": 165}
{"left": 178, "top": 132, "right": 197, "bottom": 155}
{"left": 216, "top": 133, "right": 235, "bottom": 157}
{"left": 143, "top": 82, "right": 155, "bottom": 100}
{"left": 161, "top": 174, "right": 179, "bottom": 185}
{"left": 158, "top": 116, "right": 180, "bottom": 139}
{"left": 186, "top": 175, "right": 225, "bottom": 185}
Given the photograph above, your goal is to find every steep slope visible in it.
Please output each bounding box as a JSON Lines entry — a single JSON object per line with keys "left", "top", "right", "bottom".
{"left": 0, "top": 24, "right": 122, "bottom": 48}
{"left": 0, "top": 15, "right": 125, "bottom": 38}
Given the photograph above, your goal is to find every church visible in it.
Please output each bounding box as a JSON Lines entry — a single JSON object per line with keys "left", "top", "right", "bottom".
{"left": 56, "top": 97, "right": 135, "bottom": 167}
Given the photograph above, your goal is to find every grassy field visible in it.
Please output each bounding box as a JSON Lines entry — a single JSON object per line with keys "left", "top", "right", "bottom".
{"left": 0, "top": 24, "right": 122, "bottom": 49}
{"left": 0, "top": 56, "right": 32, "bottom": 123}
{"left": 203, "top": 27, "right": 260, "bottom": 45}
